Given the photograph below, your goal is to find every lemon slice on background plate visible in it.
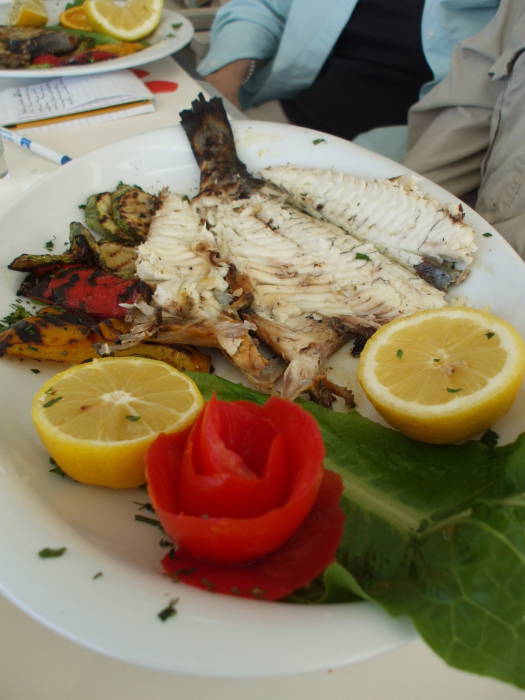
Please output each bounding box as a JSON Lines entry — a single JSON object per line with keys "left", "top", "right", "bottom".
{"left": 31, "top": 357, "right": 203, "bottom": 489}
{"left": 59, "top": 5, "right": 95, "bottom": 31}
{"left": 8, "top": 0, "right": 47, "bottom": 26}
{"left": 84, "top": 0, "right": 164, "bottom": 41}
{"left": 358, "top": 306, "right": 525, "bottom": 444}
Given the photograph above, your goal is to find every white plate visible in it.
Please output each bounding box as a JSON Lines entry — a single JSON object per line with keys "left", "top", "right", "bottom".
{"left": 0, "top": 0, "right": 193, "bottom": 79}
{"left": 1, "top": 120, "right": 525, "bottom": 678}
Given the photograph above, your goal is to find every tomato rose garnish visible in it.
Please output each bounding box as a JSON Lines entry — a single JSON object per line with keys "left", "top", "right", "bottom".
{"left": 146, "top": 395, "right": 345, "bottom": 600}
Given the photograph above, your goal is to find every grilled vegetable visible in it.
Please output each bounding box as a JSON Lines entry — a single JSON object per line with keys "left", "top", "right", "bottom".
{"left": 110, "top": 183, "right": 159, "bottom": 244}
{"left": 0, "top": 305, "right": 211, "bottom": 372}
{"left": 17, "top": 264, "right": 151, "bottom": 318}
{"left": 84, "top": 192, "right": 121, "bottom": 239}
{"left": 84, "top": 184, "right": 159, "bottom": 245}
{"left": 9, "top": 222, "right": 137, "bottom": 279}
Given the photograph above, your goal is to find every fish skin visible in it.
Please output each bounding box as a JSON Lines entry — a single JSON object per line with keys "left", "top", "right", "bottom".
{"left": 260, "top": 166, "right": 477, "bottom": 290}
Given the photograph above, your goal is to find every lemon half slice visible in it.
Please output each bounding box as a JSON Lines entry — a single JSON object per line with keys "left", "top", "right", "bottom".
{"left": 358, "top": 307, "right": 525, "bottom": 444}
{"left": 8, "top": 0, "right": 47, "bottom": 26}
{"left": 32, "top": 357, "right": 203, "bottom": 488}
{"left": 84, "top": 0, "right": 163, "bottom": 41}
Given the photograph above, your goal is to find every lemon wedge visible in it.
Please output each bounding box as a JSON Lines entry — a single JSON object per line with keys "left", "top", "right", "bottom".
{"left": 358, "top": 307, "right": 525, "bottom": 444}
{"left": 84, "top": 0, "right": 164, "bottom": 41}
{"left": 32, "top": 357, "right": 203, "bottom": 488}
{"left": 8, "top": 0, "right": 47, "bottom": 27}
{"left": 59, "top": 5, "right": 95, "bottom": 31}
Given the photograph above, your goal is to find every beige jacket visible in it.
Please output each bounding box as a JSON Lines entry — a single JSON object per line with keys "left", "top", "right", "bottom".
{"left": 403, "top": 0, "right": 525, "bottom": 258}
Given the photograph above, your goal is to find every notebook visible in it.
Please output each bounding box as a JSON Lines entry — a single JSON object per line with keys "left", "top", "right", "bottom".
{"left": 0, "top": 70, "right": 155, "bottom": 129}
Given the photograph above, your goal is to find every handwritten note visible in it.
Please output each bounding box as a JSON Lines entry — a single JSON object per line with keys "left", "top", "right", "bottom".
{"left": 0, "top": 71, "right": 155, "bottom": 127}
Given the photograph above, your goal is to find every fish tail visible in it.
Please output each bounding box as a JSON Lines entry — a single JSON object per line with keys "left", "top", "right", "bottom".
{"left": 179, "top": 93, "right": 259, "bottom": 198}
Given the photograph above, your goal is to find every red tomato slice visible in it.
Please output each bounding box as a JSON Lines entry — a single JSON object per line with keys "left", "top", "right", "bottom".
{"left": 162, "top": 468, "right": 344, "bottom": 600}
{"left": 147, "top": 396, "right": 325, "bottom": 564}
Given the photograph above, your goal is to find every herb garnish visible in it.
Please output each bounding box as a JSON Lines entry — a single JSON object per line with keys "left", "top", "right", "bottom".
{"left": 93, "top": 571, "right": 103, "bottom": 580}
{"left": 0, "top": 303, "right": 31, "bottom": 331}
{"left": 355, "top": 252, "right": 370, "bottom": 261}
{"left": 480, "top": 428, "right": 500, "bottom": 448}
{"left": 38, "top": 547, "right": 66, "bottom": 558}
{"left": 134, "top": 514, "right": 163, "bottom": 530}
{"left": 485, "top": 331, "right": 495, "bottom": 339}
{"left": 396, "top": 349, "right": 404, "bottom": 359}
{"left": 446, "top": 387, "right": 462, "bottom": 393}
{"left": 133, "top": 501, "right": 155, "bottom": 512}
{"left": 43, "top": 396, "right": 63, "bottom": 408}
{"left": 312, "top": 138, "right": 327, "bottom": 145}
{"left": 158, "top": 598, "right": 178, "bottom": 621}
{"left": 483, "top": 232, "right": 493, "bottom": 237}
{"left": 44, "top": 237, "right": 56, "bottom": 251}
{"left": 126, "top": 414, "right": 141, "bottom": 421}
{"left": 31, "top": 368, "right": 41, "bottom": 374}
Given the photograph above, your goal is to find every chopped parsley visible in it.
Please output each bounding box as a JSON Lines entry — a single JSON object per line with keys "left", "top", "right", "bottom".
{"left": 312, "top": 138, "right": 327, "bottom": 145}
{"left": 133, "top": 501, "right": 154, "bottom": 512}
{"left": 38, "top": 546, "right": 66, "bottom": 558}
{"left": 158, "top": 598, "right": 178, "bottom": 621}
{"left": 396, "top": 349, "right": 404, "bottom": 359}
{"left": 171, "top": 22, "right": 182, "bottom": 29}
{"left": 134, "top": 514, "right": 163, "bottom": 530}
{"left": 480, "top": 428, "right": 500, "bottom": 448}
{"left": 446, "top": 387, "right": 462, "bottom": 393}
{"left": 0, "top": 303, "right": 31, "bottom": 331}
{"left": 355, "top": 252, "right": 370, "bottom": 261}
{"left": 44, "top": 237, "right": 56, "bottom": 251}
{"left": 433, "top": 358, "right": 441, "bottom": 363}
{"left": 93, "top": 571, "right": 103, "bottom": 580}
{"left": 30, "top": 368, "right": 41, "bottom": 374}
{"left": 43, "top": 396, "right": 63, "bottom": 408}
{"left": 485, "top": 331, "right": 495, "bottom": 339}
{"left": 126, "top": 414, "right": 141, "bottom": 422}
{"left": 482, "top": 232, "right": 493, "bottom": 237}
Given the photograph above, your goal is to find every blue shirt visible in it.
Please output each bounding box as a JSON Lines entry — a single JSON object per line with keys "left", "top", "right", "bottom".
{"left": 198, "top": 0, "right": 500, "bottom": 109}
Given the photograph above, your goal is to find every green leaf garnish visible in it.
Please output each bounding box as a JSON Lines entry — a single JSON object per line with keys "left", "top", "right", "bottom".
{"left": 355, "top": 252, "right": 370, "bottom": 261}
{"left": 187, "top": 371, "right": 525, "bottom": 689}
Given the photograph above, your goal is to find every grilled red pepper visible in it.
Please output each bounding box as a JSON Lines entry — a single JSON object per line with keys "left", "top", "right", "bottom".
{"left": 17, "top": 264, "right": 151, "bottom": 318}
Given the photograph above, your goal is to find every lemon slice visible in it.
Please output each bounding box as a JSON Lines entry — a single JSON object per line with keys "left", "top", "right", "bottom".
{"left": 8, "top": 0, "right": 47, "bottom": 26}
{"left": 32, "top": 357, "right": 203, "bottom": 488}
{"left": 84, "top": 0, "right": 163, "bottom": 41}
{"left": 59, "top": 5, "right": 95, "bottom": 31}
{"left": 358, "top": 307, "right": 525, "bottom": 444}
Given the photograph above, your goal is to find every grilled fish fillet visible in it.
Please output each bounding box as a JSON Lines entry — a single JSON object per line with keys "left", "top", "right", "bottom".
{"left": 260, "top": 166, "right": 477, "bottom": 290}
{"left": 136, "top": 96, "right": 452, "bottom": 398}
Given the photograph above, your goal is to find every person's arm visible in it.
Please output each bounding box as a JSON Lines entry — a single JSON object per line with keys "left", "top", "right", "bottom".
{"left": 403, "top": 3, "right": 510, "bottom": 198}
{"left": 197, "top": 0, "right": 290, "bottom": 107}
{"left": 205, "top": 59, "right": 254, "bottom": 108}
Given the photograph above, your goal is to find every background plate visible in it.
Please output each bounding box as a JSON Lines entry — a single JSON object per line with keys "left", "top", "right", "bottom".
{"left": 0, "top": 0, "right": 193, "bottom": 79}
{"left": 0, "top": 120, "right": 524, "bottom": 677}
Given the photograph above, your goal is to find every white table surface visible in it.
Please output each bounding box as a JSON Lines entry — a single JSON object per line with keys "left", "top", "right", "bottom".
{"left": 0, "top": 41, "right": 523, "bottom": 700}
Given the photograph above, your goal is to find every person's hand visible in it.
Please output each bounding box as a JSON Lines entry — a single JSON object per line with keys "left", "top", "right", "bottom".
{"left": 205, "top": 59, "right": 253, "bottom": 108}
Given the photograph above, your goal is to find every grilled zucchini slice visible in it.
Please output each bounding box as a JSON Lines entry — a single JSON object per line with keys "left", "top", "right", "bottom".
{"left": 111, "top": 184, "right": 159, "bottom": 244}
{"left": 84, "top": 192, "right": 121, "bottom": 240}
